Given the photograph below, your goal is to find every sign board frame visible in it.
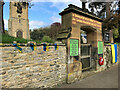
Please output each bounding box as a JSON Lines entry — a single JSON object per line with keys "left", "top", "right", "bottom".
{"left": 70, "top": 39, "right": 79, "bottom": 56}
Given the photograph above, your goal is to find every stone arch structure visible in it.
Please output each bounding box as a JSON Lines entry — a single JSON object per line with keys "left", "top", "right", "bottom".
{"left": 16, "top": 30, "right": 23, "bottom": 38}
{"left": 58, "top": 4, "right": 103, "bottom": 83}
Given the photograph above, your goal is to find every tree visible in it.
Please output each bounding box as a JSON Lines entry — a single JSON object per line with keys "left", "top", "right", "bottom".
{"left": 118, "top": 1, "right": 120, "bottom": 35}
{"left": 88, "top": 2, "right": 110, "bottom": 18}
{"left": 88, "top": 0, "right": 119, "bottom": 41}
{"left": 30, "top": 29, "right": 45, "bottom": 40}
{"left": 0, "top": 0, "right": 5, "bottom": 33}
{"left": 41, "top": 36, "right": 53, "bottom": 43}
{"left": 113, "top": 28, "right": 119, "bottom": 39}
{"left": 30, "top": 26, "right": 51, "bottom": 40}
{"left": 30, "top": 22, "right": 61, "bottom": 41}
{"left": 50, "top": 22, "right": 61, "bottom": 40}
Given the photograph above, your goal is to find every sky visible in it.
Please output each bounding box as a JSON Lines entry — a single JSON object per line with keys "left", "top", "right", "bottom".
{"left": 3, "top": 0, "right": 117, "bottom": 30}
{"left": 3, "top": 0, "right": 85, "bottom": 30}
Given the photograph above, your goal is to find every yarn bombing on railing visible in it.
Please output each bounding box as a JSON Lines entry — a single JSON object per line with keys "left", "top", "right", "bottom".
{"left": 30, "top": 43, "right": 36, "bottom": 51}
{"left": 13, "top": 43, "right": 22, "bottom": 53}
{"left": 43, "top": 43, "right": 49, "bottom": 51}
{"left": 54, "top": 43, "right": 59, "bottom": 50}
{"left": 12, "top": 43, "right": 60, "bottom": 52}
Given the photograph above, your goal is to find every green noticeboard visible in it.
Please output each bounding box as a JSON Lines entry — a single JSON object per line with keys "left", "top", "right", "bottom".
{"left": 70, "top": 39, "right": 79, "bottom": 56}
{"left": 98, "top": 41, "right": 103, "bottom": 54}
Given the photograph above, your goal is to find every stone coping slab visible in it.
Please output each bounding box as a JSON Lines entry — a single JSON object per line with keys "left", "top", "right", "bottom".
{"left": 0, "top": 43, "right": 66, "bottom": 47}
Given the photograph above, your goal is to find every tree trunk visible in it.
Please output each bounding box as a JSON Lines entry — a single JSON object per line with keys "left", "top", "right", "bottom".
{"left": 0, "top": 1, "right": 5, "bottom": 34}
{"left": 106, "top": 2, "right": 111, "bottom": 18}
{"left": 2, "top": 2, "right": 4, "bottom": 33}
{"left": 118, "top": 1, "right": 120, "bottom": 36}
{"left": 105, "top": 2, "right": 111, "bottom": 31}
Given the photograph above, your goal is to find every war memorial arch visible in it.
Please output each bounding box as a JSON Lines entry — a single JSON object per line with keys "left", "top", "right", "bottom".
{"left": 58, "top": 4, "right": 104, "bottom": 83}
{"left": 1, "top": 1, "right": 118, "bottom": 87}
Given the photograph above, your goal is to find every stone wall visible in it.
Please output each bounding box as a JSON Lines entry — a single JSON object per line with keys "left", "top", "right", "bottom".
{"left": 103, "top": 45, "right": 119, "bottom": 70}
{"left": 1, "top": 44, "right": 119, "bottom": 88}
{"left": 94, "top": 44, "right": 119, "bottom": 72}
{"left": 104, "top": 45, "right": 112, "bottom": 68}
{"left": 1, "top": 46, "right": 67, "bottom": 88}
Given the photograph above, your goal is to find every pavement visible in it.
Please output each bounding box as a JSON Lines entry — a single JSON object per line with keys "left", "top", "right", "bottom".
{"left": 57, "top": 63, "right": 119, "bottom": 88}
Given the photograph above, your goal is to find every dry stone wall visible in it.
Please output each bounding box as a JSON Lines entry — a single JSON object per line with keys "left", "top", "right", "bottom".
{"left": 104, "top": 45, "right": 112, "bottom": 68}
{"left": 92, "top": 45, "right": 119, "bottom": 72}
{"left": 103, "top": 45, "right": 119, "bottom": 69}
{"left": 1, "top": 46, "right": 67, "bottom": 88}
{"left": 1, "top": 44, "right": 119, "bottom": 88}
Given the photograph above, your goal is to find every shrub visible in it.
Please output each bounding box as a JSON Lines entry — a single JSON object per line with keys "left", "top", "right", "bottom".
{"left": 113, "top": 28, "right": 119, "bottom": 39}
{"left": 41, "top": 36, "right": 54, "bottom": 43}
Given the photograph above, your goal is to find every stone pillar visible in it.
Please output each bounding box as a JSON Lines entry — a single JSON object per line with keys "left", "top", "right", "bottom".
{"left": 60, "top": 12, "right": 82, "bottom": 83}
{"left": 67, "top": 23, "right": 82, "bottom": 83}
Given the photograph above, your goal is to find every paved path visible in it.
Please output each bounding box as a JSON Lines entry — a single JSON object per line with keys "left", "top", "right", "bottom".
{"left": 58, "top": 64, "right": 119, "bottom": 88}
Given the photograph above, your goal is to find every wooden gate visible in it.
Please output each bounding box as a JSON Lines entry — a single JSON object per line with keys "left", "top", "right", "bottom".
{"left": 81, "top": 44, "right": 92, "bottom": 71}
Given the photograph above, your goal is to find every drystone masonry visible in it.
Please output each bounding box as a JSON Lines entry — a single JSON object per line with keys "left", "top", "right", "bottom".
{"left": 1, "top": 46, "right": 67, "bottom": 88}
{"left": 104, "top": 45, "right": 112, "bottom": 68}
{"left": 103, "top": 45, "right": 119, "bottom": 69}
{"left": 0, "top": 44, "right": 119, "bottom": 88}
{"left": 93, "top": 45, "right": 119, "bottom": 72}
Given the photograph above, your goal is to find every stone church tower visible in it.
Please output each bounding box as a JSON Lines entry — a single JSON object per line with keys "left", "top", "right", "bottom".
{"left": 8, "top": 1, "right": 30, "bottom": 39}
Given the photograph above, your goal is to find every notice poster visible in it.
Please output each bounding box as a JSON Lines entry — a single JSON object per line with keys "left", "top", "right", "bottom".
{"left": 98, "top": 41, "right": 103, "bottom": 54}
{"left": 70, "top": 39, "right": 79, "bottom": 56}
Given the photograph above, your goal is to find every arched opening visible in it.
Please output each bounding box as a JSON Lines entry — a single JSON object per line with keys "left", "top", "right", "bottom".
{"left": 17, "top": 30, "right": 23, "bottom": 38}
{"left": 80, "top": 26, "right": 95, "bottom": 71}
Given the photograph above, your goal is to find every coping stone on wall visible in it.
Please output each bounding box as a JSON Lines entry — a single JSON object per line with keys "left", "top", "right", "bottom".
{"left": 0, "top": 43, "right": 66, "bottom": 47}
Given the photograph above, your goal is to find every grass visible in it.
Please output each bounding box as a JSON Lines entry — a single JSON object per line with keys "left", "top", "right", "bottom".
{"left": 1, "top": 34, "right": 41, "bottom": 44}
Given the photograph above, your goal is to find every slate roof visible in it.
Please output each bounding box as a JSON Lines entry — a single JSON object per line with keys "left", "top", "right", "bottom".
{"left": 59, "top": 4, "right": 103, "bottom": 22}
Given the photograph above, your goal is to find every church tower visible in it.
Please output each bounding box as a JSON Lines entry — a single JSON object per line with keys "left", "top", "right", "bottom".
{"left": 8, "top": 1, "right": 30, "bottom": 39}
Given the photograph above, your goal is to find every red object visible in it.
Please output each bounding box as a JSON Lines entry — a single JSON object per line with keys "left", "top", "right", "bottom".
{"left": 99, "top": 57, "right": 104, "bottom": 66}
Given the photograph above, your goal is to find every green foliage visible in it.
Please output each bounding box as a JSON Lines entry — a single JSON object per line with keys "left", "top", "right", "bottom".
{"left": 1, "top": 34, "right": 41, "bottom": 43}
{"left": 116, "top": 43, "right": 120, "bottom": 45}
{"left": 41, "top": 36, "right": 54, "bottom": 43}
{"left": 30, "top": 27, "right": 51, "bottom": 41}
{"left": 30, "top": 23, "right": 61, "bottom": 42}
{"left": 30, "top": 29, "right": 44, "bottom": 40}
{"left": 113, "top": 28, "right": 119, "bottom": 39}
